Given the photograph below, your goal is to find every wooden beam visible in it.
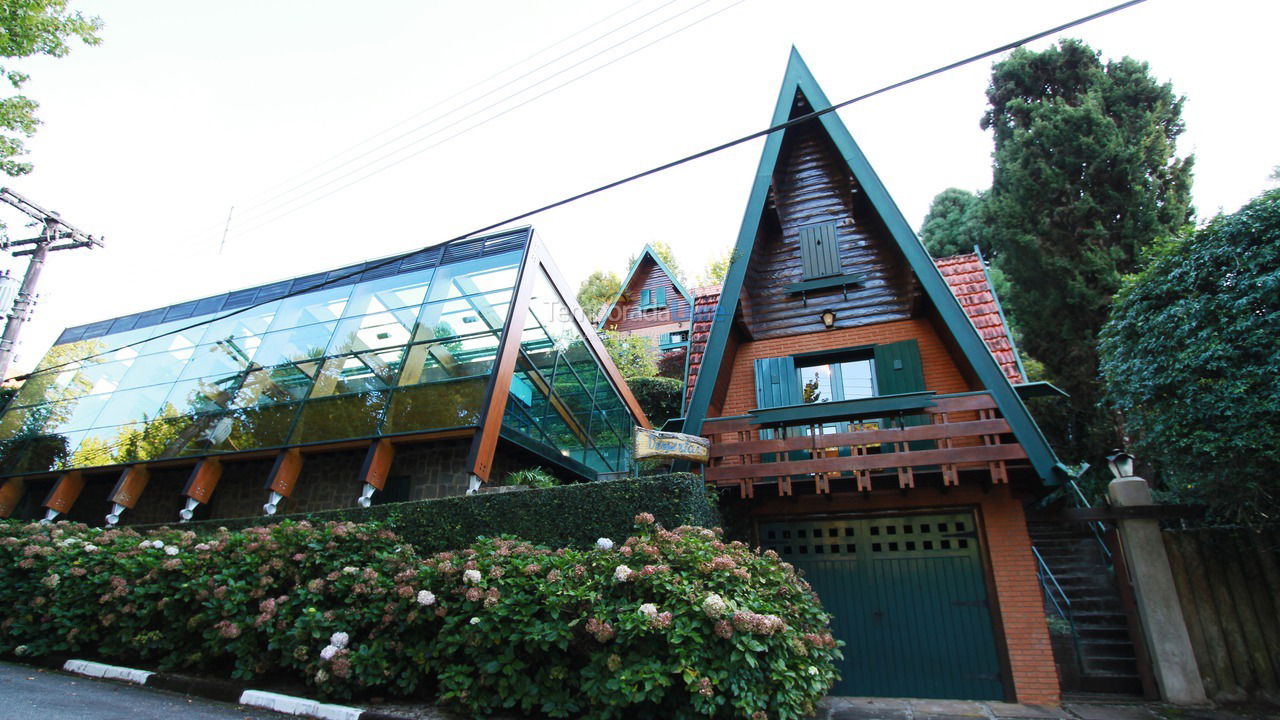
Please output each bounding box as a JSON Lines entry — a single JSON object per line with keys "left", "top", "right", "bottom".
{"left": 266, "top": 449, "right": 303, "bottom": 497}
{"left": 708, "top": 418, "right": 1014, "bottom": 458}
{"left": 42, "top": 471, "right": 85, "bottom": 514}
{"left": 465, "top": 233, "right": 537, "bottom": 483}
{"left": 0, "top": 477, "right": 25, "bottom": 518}
{"left": 109, "top": 466, "right": 150, "bottom": 509}
{"left": 182, "top": 458, "right": 223, "bottom": 503}
{"left": 358, "top": 439, "right": 395, "bottom": 490}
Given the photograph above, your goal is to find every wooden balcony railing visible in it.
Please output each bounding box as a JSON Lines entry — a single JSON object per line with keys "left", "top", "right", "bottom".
{"left": 701, "top": 392, "right": 1026, "bottom": 497}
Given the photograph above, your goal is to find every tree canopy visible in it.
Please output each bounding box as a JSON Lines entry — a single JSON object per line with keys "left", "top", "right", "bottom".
{"left": 1100, "top": 189, "right": 1280, "bottom": 524}
{"left": 697, "top": 247, "right": 732, "bottom": 287}
{"left": 600, "top": 330, "right": 656, "bottom": 379}
{"left": 575, "top": 270, "right": 621, "bottom": 323}
{"left": 0, "top": 0, "right": 102, "bottom": 176}
{"left": 981, "top": 39, "right": 1194, "bottom": 466}
{"left": 919, "top": 188, "right": 988, "bottom": 258}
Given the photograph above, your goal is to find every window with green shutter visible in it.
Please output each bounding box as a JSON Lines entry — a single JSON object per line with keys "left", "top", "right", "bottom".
{"left": 872, "top": 339, "right": 933, "bottom": 451}
{"left": 798, "top": 221, "right": 842, "bottom": 280}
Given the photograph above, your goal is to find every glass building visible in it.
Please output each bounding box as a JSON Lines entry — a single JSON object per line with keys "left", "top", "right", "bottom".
{"left": 0, "top": 227, "right": 647, "bottom": 523}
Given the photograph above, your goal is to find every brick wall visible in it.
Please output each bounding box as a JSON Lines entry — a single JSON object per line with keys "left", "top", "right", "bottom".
{"left": 719, "top": 318, "right": 974, "bottom": 417}
{"left": 744, "top": 484, "right": 1060, "bottom": 705}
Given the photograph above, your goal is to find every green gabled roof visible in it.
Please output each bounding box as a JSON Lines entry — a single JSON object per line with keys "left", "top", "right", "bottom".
{"left": 596, "top": 243, "right": 694, "bottom": 329}
{"left": 683, "top": 48, "right": 1062, "bottom": 485}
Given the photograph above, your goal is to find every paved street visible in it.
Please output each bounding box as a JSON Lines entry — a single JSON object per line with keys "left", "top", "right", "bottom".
{"left": 0, "top": 661, "right": 291, "bottom": 720}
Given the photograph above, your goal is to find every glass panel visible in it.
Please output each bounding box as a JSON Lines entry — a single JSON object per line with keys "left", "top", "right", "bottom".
{"left": 115, "top": 350, "right": 191, "bottom": 390}
{"left": 500, "top": 269, "right": 638, "bottom": 473}
{"left": 234, "top": 364, "right": 315, "bottom": 407}
{"left": 799, "top": 363, "right": 835, "bottom": 404}
{"left": 290, "top": 391, "right": 388, "bottom": 444}
{"left": 398, "top": 332, "right": 499, "bottom": 386}
{"left": 426, "top": 251, "right": 520, "bottom": 303}
{"left": 412, "top": 289, "right": 513, "bottom": 342}
{"left": 8, "top": 365, "right": 84, "bottom": 408}
{"left": 1, "top": 433, "right": 80, "bottom": 474}
{"left": 839, "top": 359, "right": 876, "bottom": 400}
{"left": 195, "top": 304, "right": 278, "bottom": 345}
{"left": 180, "top": 402, "right": 301, "bottom": 456}
{"left": 343, "top": 269, "right": 433, "bottom": 317}
{"left": 86, "top": 384, "right": 172, "bottom": 429}
{"left": 383, "top": 379, "right": 485, "bottom": 433}
{"left": 328, "top": 307, "right": 417, "bottom": 354}
{"left": 309, "top": 350, "right": 402, "bottom": 398}
{"left": 132, "top": 323, "right": 206, "bottom": 358}
{"left": 175, "top": 341, "right": 255, "bottom": 382}
{"left": 251, "top": 322, "right": 337, "bottom": 367}
{"left": 265, "top": 285, "right": 352, "bottom": 332}
{"left": 163, "top": 376, "right": 241, "bottom": 417}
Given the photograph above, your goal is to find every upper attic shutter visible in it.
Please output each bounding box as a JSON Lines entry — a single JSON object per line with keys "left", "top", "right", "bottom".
{"left": 798, "top": 221, "right": 841, "bottom": 280}
{"left": 656, "top": 287, "right": 667, "bottom": 307}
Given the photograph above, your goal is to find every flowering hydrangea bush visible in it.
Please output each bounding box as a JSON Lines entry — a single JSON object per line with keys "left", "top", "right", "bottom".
{"left": 0, "top": 515, "right": 841, "bottom": 719}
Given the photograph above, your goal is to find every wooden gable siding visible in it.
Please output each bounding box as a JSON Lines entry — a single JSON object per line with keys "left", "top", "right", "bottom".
{"left": 604, "top": 257, "right": 691, "bottom": 332}
{"left": 718, "top": 318, "right": 975, "bottom": 417}
{"left": 741, "top": 96, "right": 919, "bottom": 341}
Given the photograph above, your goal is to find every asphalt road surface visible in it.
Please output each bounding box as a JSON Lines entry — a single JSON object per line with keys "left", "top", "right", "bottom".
{"left": 0, "top": 660, "right": 294, "bottom": 720}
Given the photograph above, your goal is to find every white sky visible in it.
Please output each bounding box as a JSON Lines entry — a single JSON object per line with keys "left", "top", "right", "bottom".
{"left": 1, "top": 0, "right": 1276, "bottom": 377}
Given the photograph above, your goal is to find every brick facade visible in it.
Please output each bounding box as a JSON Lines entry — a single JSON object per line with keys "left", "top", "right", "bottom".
{"left": 715, "top": 318, "right": 975, "bottom": 417}
{"left": 746, "top": 484, "right": 1060, "bottom": 705}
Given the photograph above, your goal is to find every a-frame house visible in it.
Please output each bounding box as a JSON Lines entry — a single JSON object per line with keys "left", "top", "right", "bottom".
{"left": 681, "top": 49, "right": 1063, "bottom": 704}
{"left": 598, "top": 244, "right": 695, "bottom": 355}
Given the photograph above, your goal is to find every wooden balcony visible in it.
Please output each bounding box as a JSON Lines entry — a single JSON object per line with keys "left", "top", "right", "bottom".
{"left": 701, "top": 392, "right": 1027, "bottom": 497}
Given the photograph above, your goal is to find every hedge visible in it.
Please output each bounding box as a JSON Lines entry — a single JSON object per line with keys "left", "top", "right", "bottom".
{"left": 626, "top": 376, "right": 684, "bottom": 427}
{"left": 0, "top": 517, "right": 841, "bottom": 718}
{"left": 166, "top": 473, "right": 718, "bottom": 554}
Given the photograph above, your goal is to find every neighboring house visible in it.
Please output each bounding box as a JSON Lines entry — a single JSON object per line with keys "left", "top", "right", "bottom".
{"left": 0, "top": 227, "right": 648, "bottom": 525}
{"left": 677, "top": 50, "right": 1064, "bottom": 704}
{"left": 598, "top": 244, "right": 694, "bottom": 359}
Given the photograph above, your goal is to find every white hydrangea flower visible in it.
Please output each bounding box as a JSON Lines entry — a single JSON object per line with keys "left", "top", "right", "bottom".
{"left": 320, "top": 645, "right": 338, "bottom": 661}
{"left": 469, "top": 617, "right": 481, "bottom": 625}
{"left": 702, "top": 593, "right": 727, "bottom": 618}
{"left": 137, "top": 540, "right": 150, "bottom": 548}
{"left": 638, "top": 603, "right": 658, "bottom": 617}
{"left": 416, "top": 590, "right": 436, "bottom": 606}
{"left": 463, "top": 569, "right": 482, "bottom": 585}
{"left": 613, "top": 565, "right": 633, "bottom": 582}
{"left": 329, "top": 631, "right": 349, "bottom": 649}
{"left": 82, "top": 544, "right": 98, "bottom": 553}
{"left": 596, "top": 537, "right": 614, "bottom": 551}
{"left": 342, "top": 566, "right": 358, "bottom": 574}
{"left": 153, "top": 541, "right": 165, "bottom": 549}
{"left": 807, "top": 666, "right": 819, "bottom": 676}
{"left": 164, "top": 546, "right": 180, "bottom": 556}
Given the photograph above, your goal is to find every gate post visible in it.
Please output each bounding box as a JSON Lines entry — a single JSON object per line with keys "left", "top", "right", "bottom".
{"left": 1108, "top": 466, "right": 1207, "bottom": 705}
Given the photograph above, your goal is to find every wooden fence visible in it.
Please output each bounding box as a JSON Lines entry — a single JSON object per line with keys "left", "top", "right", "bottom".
{"left": 1163, "top": 527, "right": 1280, "bottom": 702}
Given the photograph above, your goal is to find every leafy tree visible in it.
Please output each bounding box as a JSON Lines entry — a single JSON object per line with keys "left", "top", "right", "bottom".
{"left": 600, "top": 330, "right": 656, "bottom": 379}
{"left": 919, "top": 188, "right": 989, "bottom": 258}
{"left": 627, "top": 240, "right": 687, "bottom": 286}
{"left": 0, "top": 0, "right": 102, "bottom": 176}
{"left": 1100, "top": 189, "right": 1280, "bottom": 524}
{"left": 576, "top": 270, "right": 621, "bottom": 323}
{"left": 696, "top": 247, "right": 732, "bottom": 287}
{"left": 981, "top": 39, "right": 1194, "bottom": 465}
{"left": 625, "top": 376, "right": 683, "bottom": 426}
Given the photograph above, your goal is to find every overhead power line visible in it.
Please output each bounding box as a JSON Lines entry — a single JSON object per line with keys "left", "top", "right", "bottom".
{"left": 12, "top": 0, "right": 1148, "bottom": 383}
{"left": 214, "top": 0, "right": 734, "bottom": 245}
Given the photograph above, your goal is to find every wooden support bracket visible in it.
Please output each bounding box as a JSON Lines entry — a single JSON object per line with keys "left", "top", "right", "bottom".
{"left": 358, "top": 439, "right": 395, "bottom": 490}
{"left": 0, "top": 477, "right": 25, "bottom": 518}
{"left": 43, "top": 471, "right": 85, "bottom": 514}
{"left": 109, "top": 466, "right": 151, "bottom": 509}
{"left": 183, "top": 458, "right": 223, "bottom": 503}
{"left": 267, "top": 449, "right": 303, "bottom": 497}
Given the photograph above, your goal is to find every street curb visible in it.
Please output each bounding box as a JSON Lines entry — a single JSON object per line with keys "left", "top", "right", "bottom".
{"left": 58, "top": 658, "right": 410, "bottom": 720}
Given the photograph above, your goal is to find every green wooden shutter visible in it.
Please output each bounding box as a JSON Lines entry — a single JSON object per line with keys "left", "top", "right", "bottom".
{"left": 873, "top": 340, "right": 932, "bottom": 451}
{"left": 798, "top": 221, "right": 841, "bottom": 280}
{"left": 640, "top": 289, "right": 651, "bottom": 308}
{"left": 754, "top": 356, "right": 800, "bottom": 409}
{"left": 657, "top": 287, "right": 667, "bottom": 307}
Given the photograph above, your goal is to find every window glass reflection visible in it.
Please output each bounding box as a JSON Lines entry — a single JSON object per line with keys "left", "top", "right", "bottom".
{"left": 412, "top": 290, "right": 512, "bottom": 342}
{"left": 265, "top": 285, "right": 352, "bottom": 332}
{"left": 343, "top": 269, "right": 433, "bottom": 317}
{"left": 328, "top": 307, "right": 417, "bottom": 354}
{"left": 398, "top": 332, "right": 499, "bottom": 386}
{"left": 251, "top": 322, "right": 338, "bottom": 367}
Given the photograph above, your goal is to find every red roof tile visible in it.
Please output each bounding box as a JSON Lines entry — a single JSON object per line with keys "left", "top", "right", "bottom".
{"left": 681, "top": 255, "right": 1023, "bottom": 408}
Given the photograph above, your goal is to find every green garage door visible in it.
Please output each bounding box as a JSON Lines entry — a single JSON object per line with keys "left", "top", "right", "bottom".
{"left": 759, "top": 512, "right": 1003, "bottom": 700}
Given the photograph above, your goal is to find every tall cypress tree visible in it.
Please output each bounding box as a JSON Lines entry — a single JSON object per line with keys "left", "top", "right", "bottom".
{"left": 980, "top": 39, "right": 1194, "bottom": 465}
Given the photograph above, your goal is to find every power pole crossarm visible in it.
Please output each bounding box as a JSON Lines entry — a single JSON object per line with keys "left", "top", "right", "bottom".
{"left": 0, "top": 188, "right": 103, "bottom": 380}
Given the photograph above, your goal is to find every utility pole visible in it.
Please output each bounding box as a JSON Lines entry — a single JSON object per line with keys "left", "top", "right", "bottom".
{"left": 0, "top": 188, "right": 103, "bottom": 380}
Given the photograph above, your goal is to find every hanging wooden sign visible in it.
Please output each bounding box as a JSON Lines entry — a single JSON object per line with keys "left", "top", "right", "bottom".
{"left": 633, "top": 427, "right": 711, "bottom": 464}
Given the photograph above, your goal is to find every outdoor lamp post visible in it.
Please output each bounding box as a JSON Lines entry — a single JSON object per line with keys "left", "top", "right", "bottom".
{"left": 1106, "top": 451, "right": 1136, "bottom": 479}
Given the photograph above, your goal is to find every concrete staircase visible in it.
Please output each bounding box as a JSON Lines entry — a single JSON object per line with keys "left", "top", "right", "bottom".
{"left": 1027, "top": 519, "right": 1144, "bottom": 696}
